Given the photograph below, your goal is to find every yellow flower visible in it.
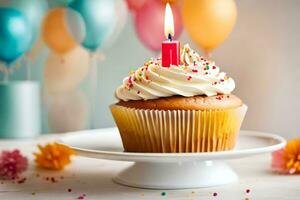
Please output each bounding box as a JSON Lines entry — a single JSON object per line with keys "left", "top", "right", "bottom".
{"left": 283, "top": 139, "right": 300, "bottom": 174}
{"left": 34, "top": 143, "right": 75, "bottom": 170}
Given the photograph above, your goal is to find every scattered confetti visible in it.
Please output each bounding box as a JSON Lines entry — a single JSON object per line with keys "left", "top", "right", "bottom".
{"left": 17, "top": 177, "right": 26, "bottom": 184}
{"left": 0, "top": 149, "right": 28, "bottom": 180}
{"left": 161, "top": 192, "right": 166, "bottom": 196}
{"left": 77, "top": 193, "right": 86, "bottom": 199}
{"left": 51, "top": 177, "right": 57, "bottom": 183}
{"left": 34, "top": 143, "right": 75, "bottom": 170}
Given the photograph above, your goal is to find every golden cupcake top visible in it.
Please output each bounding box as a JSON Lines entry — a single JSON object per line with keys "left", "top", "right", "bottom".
{"left": 116, "top": 44, "right": 235, "bottom": 101}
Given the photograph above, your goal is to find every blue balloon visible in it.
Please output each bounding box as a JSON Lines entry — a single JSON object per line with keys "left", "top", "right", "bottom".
{"left": 0, "top": 0, "right": 48, "bottom": 45}
{"left": 69, "top": 0, "right": 116, "bottom": 51}
{"left": 0, "top": 8, "right": 32, "bottom": 64}
{"left": 48, "top": 0, "right": 74, "bottom": 8}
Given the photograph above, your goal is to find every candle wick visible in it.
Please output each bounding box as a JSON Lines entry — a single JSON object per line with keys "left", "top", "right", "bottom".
{"left": 168, "top": 33, "right": 172, "bottom": 41}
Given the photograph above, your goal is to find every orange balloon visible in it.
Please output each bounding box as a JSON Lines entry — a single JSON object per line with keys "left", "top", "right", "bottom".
{"left": 182, "top": 0, "right": 237, "bottom": 53}
{"left": 42, "top": 8, "right": 76, "bottom": 54}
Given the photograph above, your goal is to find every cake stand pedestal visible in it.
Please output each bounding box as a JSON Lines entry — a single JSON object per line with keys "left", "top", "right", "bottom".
{"left": 59, "top": 128, "right": 285, "bottom": 189}
{"left": 114, "top": 161, "right": 237, "bottom": 189}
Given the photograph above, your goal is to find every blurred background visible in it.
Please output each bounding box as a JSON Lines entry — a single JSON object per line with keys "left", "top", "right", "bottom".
{"left": 0, "top": 0, "right": 299, "bottom": 139}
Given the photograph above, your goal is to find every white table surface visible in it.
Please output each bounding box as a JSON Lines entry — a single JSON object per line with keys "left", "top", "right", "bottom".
{"left": 0, "top": 133, "right": 298, "bottom": 200}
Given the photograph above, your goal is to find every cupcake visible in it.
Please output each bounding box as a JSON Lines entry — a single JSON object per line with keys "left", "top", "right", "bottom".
{"left": 111, "top": 44, "right": 247, "bottom": 153}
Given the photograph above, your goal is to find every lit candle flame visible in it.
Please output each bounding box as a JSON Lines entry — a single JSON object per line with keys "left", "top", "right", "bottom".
{"left": 164, "top": 3, "right": 174, "bottom": 40}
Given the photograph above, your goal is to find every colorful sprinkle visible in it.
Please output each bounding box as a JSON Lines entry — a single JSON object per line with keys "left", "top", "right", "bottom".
{"left": 192, "top": 69, "right": 198, "bottom": 73}
{"left": 212, "top": 66, "right": 216, "bottom": 69}
{"left": 31, "top": 192, "right": 36, "bottom": 195}
{"left": 213, "top": 192, "right": 218, "bottom": 196}
{"left": 161, "top": 192, "right": 166, "bottom": 196}
{"left": 246, "top": 189, "right": 251, "bottom": 193}
{"left": 17, "top": 177, "right": 26, "bottom": 184}
{"left": 51, "top": 177, "right": 56, "bottom": 183}
{"left": 206, "top": 65, "right": 210, "bottom": 70}
{"left": 187, "top": 76, "right": 192, "bottom": 81}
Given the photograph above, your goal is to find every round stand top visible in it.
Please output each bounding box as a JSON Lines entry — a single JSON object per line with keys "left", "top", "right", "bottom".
{"left": 59, "top": 127, "right": 286, "bottom": 163}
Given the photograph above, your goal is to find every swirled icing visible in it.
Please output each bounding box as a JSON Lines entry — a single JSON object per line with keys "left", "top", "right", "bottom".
{"left": 116, "top": 44, "right": 235, "bottom": 101}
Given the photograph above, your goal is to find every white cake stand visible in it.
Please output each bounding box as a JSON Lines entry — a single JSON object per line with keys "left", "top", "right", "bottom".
{"left": 59, "top": 128, "right": 285, "bottom": 189}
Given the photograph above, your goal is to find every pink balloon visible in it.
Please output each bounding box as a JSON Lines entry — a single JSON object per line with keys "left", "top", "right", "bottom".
{"left": 126, "top": 0, "right": 147, "bottom": 12}
{"left": 134, "top": 1, "right": 183, "bottom": 51}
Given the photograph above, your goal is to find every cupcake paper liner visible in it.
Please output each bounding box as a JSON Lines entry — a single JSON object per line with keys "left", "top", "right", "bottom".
{"left": 110, "top": 104, "right": 247, "bottom": 153}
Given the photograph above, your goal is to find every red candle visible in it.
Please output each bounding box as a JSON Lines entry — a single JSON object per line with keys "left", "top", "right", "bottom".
{"left": 162, "top": 3, "right": 180, "bottom": 67}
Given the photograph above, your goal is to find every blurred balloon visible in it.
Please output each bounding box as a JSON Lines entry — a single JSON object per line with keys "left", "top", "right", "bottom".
{"left": 47, "top": 91, "right": 89, "bottom": 133}
{"left": 65, "top": 8, "right": 86, "bottom": 44}
{"left": 126, "top": 0, "right": 147, "bottom": 12}
{"left": 48, "top": 0, "right": 74, "bottom": 8}
{"left": 44, "top": 47, "right": 89, "bottom": 94}
{"left": 134, "top": 0, "right": 183, "bottom": 51}
{"left": 42, "top": 8, "right": 84, "bottom": 54}
{"left": 69, "top": 0, "right": 117, "bottom": 51}
{"left": 0, "top": 0, "right": 48, "bottom": 45}
{"left": 182, "top": 0, "right": 237, "bottom": 53}
{"left": 104, "top": 0, "right": 128, "bottom": 47}
{"left": 0, "top": 8, "right": 32, "bottom": 64}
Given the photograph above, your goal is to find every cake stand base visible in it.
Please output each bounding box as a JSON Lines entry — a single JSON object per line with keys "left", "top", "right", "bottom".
{"left": 113, "top": 161, "right": 238, "bottom": 189}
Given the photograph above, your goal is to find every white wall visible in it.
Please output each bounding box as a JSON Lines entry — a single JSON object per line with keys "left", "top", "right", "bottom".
{"left": 97, "top": 0, "right": 300, "bottom": 139}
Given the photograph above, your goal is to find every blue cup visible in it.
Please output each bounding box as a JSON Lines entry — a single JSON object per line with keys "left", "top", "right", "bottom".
{"left": 0, "top": 81, "right": 41, "bottom": 138}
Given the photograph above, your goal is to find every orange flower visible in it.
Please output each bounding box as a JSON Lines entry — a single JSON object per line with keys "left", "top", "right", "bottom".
{"left": 34, "top": 143, "right": 75, "bottom": 170}
{"left": 283, "top": 139, "right": 300, "bottom": 174}
{"left": 272, "top": 139, "right": 300, "bottom": 174}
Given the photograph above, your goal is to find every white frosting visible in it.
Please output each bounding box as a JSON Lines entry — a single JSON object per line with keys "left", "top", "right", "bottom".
{"left": 116, "top": 44, "right": 235, "bottom": 101}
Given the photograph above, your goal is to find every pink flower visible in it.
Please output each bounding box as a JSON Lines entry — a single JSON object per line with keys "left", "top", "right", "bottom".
{"left": 271, "top": 149, "right": 288, "bottom": 173}
{"left": 0, "top": 149, "right": 28, "bottom": 180}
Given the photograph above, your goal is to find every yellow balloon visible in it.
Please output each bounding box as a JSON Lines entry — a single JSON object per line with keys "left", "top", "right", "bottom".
{"left": 44, "top": 47, "right": 90, "bottom": 95}
{"left": 42, "top": 8, "right": 77, "bottom": 54}
{"left": 182, "top": 0, "right": 237, "bottom": 52}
